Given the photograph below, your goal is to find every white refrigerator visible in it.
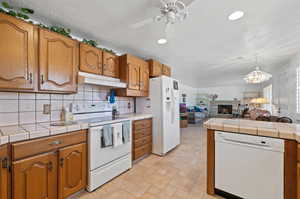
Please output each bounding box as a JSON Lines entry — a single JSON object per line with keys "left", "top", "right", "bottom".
{"left": 136, "top": 76, "right": 180, "bottom": 156}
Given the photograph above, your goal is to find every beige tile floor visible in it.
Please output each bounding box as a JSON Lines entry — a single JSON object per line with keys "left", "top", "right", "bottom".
{"left": 77, "top": 124, "right": 223, "bottom": 199}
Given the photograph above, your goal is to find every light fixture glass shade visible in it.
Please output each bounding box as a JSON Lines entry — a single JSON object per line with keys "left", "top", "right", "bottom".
{"left": 244, "top": 67, "right": 272, "bottom": 84}
{"left": 250, "top": 97, "right": 269, "bottom": 104}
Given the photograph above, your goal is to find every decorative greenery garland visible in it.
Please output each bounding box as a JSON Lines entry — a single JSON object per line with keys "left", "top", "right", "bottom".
{"left": 0, "top": 1, "right": 117, "bottom": 55}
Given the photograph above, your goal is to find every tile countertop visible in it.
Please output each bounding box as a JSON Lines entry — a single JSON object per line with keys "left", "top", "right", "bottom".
{"left": 203, "top": 118, "right": 300, "bottom": 142}
{"left": 0, "top": 113, "right": 153, "bottom": 145}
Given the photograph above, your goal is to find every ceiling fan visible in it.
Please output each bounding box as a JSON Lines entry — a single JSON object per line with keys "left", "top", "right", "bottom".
{"left": 130, "top": 0, "right": 192, "bottom": 42}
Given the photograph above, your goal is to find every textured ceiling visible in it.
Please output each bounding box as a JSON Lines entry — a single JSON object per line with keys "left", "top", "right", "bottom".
{"left": 6, "top": 0, "right": 300, "bottom": 87}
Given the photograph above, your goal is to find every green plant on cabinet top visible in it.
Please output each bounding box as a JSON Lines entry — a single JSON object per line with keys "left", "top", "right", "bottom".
{"left": 1, "top": 1, "right": 34, "bottom": 20}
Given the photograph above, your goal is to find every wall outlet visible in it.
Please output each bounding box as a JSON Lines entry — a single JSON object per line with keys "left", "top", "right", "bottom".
{"left": 43, "top": 104, "right": 51, "bottom": 114}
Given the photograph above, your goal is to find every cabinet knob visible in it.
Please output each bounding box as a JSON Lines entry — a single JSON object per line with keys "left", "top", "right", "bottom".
{"left": 27, "top": 73, "right": 33, "bottom": 84}
{"left": 60, "top": 158, "right": 64, "bottom": 167}
{"left": 48, "top": 161, "right": 53, "bottom": 171}
{"left": 40, "top": 75, "right": 44, "bottom": 84}
{"left": 50, "top": 140, "right": 62, "bottom": 146}
{"left": 1, "top": 157, "right": 8, "bottom": 169}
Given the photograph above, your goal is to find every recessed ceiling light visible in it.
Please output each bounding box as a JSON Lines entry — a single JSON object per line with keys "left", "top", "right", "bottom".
{"left": 157, "top": 38, "right": 168, "bottom": 45}
{"left": 228, "top": 11, "right": 244, "bottom": 21}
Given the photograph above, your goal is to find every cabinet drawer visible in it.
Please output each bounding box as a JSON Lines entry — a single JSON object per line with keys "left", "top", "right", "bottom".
{"left": 12, "top": 130, "right": 87, "bottom": 160}
{"left": 133, "top": 136, "right": 152, "bottom": 148}
{"left": 133, "top": 144, "right": 152, "bottom": 160}
{"left": 133, "top": 119, "right": 152, "bottom": 130}
{"left": 298, "top": 144, "right": 300, "bottom": 162}
{"left": 133, "top": 128, "right": 152, "bottom": 140}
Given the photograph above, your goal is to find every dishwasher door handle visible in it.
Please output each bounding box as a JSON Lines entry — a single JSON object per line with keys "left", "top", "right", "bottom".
{"left": 223, "top": 138, "right": 271, "bottom": 148}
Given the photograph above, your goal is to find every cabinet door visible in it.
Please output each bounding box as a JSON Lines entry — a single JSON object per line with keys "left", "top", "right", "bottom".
{"left": 128, "top": 63, "right": 140, "bottom": 90}
{"left": 79, "top": 43, "right": 102, "bottom": 75}
{"left": 162, "top": 65, "right": 171, "bottom": 76}
{"left": 13, "top": 152, "right": 57, "bottom": 199}
{"left": 0, "top": 145, "right": 9, "bottom": 199}
{"left": 103, "top": 52, "right": 119, "bottom": 78}
{"left": 148, "top": 60, "right": 162, "bottom": 77}
{"left": 58, "top": 143, "right": 86, "bottom": 199}
{"left": 0, "top": 13, "right": 36, "bottom": 90}
{"left": 297, "top": 163, "right": 300, "bottom": 199}
{"left": 139, "top": 63, "right": 149, "bottom": 92}
{"left": 39, "top": 29, "right": 78, "bottom": 93}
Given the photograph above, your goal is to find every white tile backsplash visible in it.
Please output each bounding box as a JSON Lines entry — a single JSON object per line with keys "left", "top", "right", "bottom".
{"left": 0, "top": 100, "right": 19, "bottom": 112}
{"left": 0, "top": 113, "right": 18, "bottom": 126}
{"left": 0, "top": 87, "right": 134, "bottom": 127}
{"left": 36, "top": 112, "right": 51, "bottom": 123}
{"left": 19, "top": 112, "right": 36, "bottom": 124}
{"left": 19, "top": 100, "right": 35, "bottom": 112}
{"left": 19, "top": 93, "right": 35, "bottom": 100}
{"left": 0, "top": 92, "right": 18, "bottom": 100}
{"left": 36, "top": 100, "right": 50, "bottom": 112}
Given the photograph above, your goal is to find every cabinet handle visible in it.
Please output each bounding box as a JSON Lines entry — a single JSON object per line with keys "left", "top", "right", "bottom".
{"left": 50, "top": 140, "right": 62, "bottom": 146}
{"left": 48, "top": 161, "right": 53, "bottom": 171}
{"left": 2, "top": 157, "right": 8, "bottom": 169}
{"left": 60, "top": 158, "right": 64, "bottom": 167}
{"left": 40, "top": 75, "right": 44, "bottom": 84}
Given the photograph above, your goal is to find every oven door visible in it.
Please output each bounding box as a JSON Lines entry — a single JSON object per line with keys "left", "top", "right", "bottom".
{"left": 88, "top": 122, "right": 132, "bottom": 171}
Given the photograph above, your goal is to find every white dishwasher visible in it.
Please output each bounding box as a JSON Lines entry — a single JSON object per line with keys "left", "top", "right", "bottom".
{"left": 215, "top": 131, "right": 284, "bottom": 199}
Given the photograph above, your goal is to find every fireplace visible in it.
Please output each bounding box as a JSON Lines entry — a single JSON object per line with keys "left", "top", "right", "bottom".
{"left": 218, "top": 105, "right": 233, "bottom": 114}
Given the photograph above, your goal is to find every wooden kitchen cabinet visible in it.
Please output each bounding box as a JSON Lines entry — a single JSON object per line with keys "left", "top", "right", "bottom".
{"left": 132, "top": 119, "right": 152, "bottom": 161}
{"left": 139, "top": 63, "right": 149, "bottom": 92}
{"left": 117, "top": 54, "right": 149, "bottom": 97}
{"left": 103, "top": 51, "right": 119, "bottom": 78}
{"left": 58, "top": 143, "right": 86, "bottom": 199}
{"left": 162, "top": 64, "right": 171, "bottom": 76}
{"left": 147, "top": 59, "right": 162, "bottom": 77}
{"left": 0, "top": 144, "right": 10, "bottom": 199}
{"left": 39, "top": 28, "right": 78, "bottom": 93}
{"left": 297, "top": 162, "right": 300, "bottom": 199}
{"left": 12, "top": 130, "right": 87, "bottom": 199}
{"left": 0, "top": 13, "right": 37, "bottom": 91}
{"left": 13, "top": 152, "right": 58, "bottom": 199}
{"left": 79, "top": 43, "right": 102, "bottom": 75}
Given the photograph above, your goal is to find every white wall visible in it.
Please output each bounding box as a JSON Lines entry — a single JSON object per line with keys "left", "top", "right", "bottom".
{"left": 197, "top": 85, "right": 260, "bottom": 101}
{"left": 179, "top": 84, "right": 198, "bottom": 106}
{"left": 266, "top": 53, "right": 300, "bottom": 120}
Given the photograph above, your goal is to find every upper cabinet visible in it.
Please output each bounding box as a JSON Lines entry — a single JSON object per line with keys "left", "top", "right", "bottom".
{"left": 79, "top": 44, "right": 119, "bottom": 78}
{"left": 147, "top": 59, "right": 162, "bottom": 77}
{"left": 79, "top": 43, "right": 102, "bottom": 75}
{"left": 39, "top": 29, "right": 79, "bottom": 93}
{"left": 117, "top": 54, "right": 149, "bottom": 97}
{"left": 0, "top": 13, "right": 37, "bottom": 91}
{"left": 147, "top": 59, "right": 171, "bottom": 77}
{"left": 139, "top": 63, "right": 149, "bottom": 92}
{"left": 103, "top": 52, "right": 119, "bottom": 78}
{"left": 162, "top": 64, "right": 171, "bottom": 77}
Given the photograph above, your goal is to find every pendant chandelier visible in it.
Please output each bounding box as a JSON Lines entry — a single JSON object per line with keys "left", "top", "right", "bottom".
{"left": 244, "top": 56, "right": 272, "bottom": 84}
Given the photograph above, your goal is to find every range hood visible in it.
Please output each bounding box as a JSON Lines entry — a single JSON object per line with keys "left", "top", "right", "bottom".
{"left": 78, "top": 72, "right": 127, "bottom": 88}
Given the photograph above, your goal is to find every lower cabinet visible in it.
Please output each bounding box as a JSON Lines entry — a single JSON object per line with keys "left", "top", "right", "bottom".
{"left": 12, "top": 131, "right": 87, "bottom": 199}
{"left": 58, "top": 143, "right": 86, "bottom": 199}
{"left": 13, "top": 152, "right": 58, "bottom": 199}
{"left": 298, "top": 163, "right": 300, "bottom": 199}
{"left": 132, "top": 119, "right": 152, "bottom": 161}
{"left": 0, "top": 144, "right": 10, "bottom": 199}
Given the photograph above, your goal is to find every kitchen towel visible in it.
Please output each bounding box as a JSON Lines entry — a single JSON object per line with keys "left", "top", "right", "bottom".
{"left": 122, "top": 121, "right": 131, "bottom": 143}
{"left": 112, "top": 123, "right": 123, "bottom": 147}
{"left": 102, "top": 125, "right": 113, "bottom": 147}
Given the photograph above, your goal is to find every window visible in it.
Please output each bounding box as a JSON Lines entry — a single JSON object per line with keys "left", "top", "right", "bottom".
{"left": 263, "top": 84, "right": 272, "bottom": 114}
{"left": 297, "top": 66, "right": 300, "bottom": 113}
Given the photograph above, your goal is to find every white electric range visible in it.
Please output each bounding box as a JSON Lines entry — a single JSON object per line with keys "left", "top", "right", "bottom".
{"left": 70, "top": 103, "right": 132, "bottom": 192}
